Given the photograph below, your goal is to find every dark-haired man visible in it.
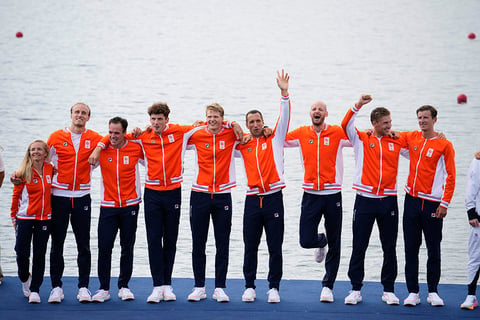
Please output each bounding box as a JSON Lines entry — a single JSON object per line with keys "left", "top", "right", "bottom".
{"left": 402, "top": 105, "right": 455, "bottom": 307}
{"left": 90, "top": 117, "right": 144, "bottom": 303}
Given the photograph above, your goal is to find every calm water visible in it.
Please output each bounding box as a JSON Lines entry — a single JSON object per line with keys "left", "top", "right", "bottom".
{"left": 1, "top": 0, "right": 479, "bottom": 286}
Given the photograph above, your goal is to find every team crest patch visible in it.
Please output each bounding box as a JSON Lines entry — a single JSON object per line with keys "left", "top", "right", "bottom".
{"left": 219, "top": 141, "right": 225, "bottom": 149}
{"left": 391, "top": 211, "right": 395, "bottom": 216}
{"left": 123, "top": 156, "right": 129, "bottom": 164}
{"left": 388, "top": 142, "right": 394, "bottom": 151}
{"left": 274, "top": 213, "right": 279, "bottom": 218}
{"left": 336, "top": 202, "right": 341, "bottom": 207}
{"left": 84, "top": 206, "right": 89, "bottom": 211}
{"left": 42, "top": 225, "right": 48, "bottom": 231}
{"left": 46, "top": 176, "right": 51, "bottom": 183}
{"left": 108, "top": 157, "right": 113, "bottom": 162}
{"left": 262, "top": 142, "right": 267, "bottom": 150}
{"left": 308, "top": 139, "right": 314, "bottom": 144}
{"left": 414, "top": 146, "right": 418, "bottom": 151}
{"left": 168, "top": 134, "right": 175, "bottom": 143}
{"left": 431, "top": 212, "right": 436, "bottom": 217}
{"left": 151, "top": 140, "right": 156, "bottom": 143}
{"left": 131, "top": 210, "right": 137, "bottom": 216}
{"left": 224, "top": 206, "right": 229, "bottom": 211}
{"left": 324, "top": 137, "right": 330, "bottom": 146}
{"left": 85, "top": 140, "right": 91, "bottom": 149}
{"left": 248, "top": 148, "right": 252, "bottom": 152}
{"left": 370, "top": 143, "right": 375, "bottom": 148}
{"left": 63, "top": 142, "right": 68, "bottom": 147}
{"left": 175, "top": 204, "right": 179, "bottom": 209}
{"left": 33, "top": 178, "right": 38, "bottom": 184}
{"left": 205, "top": 143, "right": 210, "bottom": 148}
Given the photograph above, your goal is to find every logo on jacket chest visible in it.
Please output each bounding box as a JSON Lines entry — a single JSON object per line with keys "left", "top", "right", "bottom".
{"left": 168, "top": 134, "right": 175, "bottom": 143}
{"left": 262, "top": 142, "right": 267, "bottom": 150}
{"left": 219, "top": 140, "right": 225, "bottom": 149}
{"left": 388, "top": 142, "right": 394, "bottom": 151}
{"left": 426, "top": 148, "right": 434, "bottom": 157}
{"left": 123, "top": 156, "right": 130, "bottom": 164}
{"left": 46, "top": 175, "right": 51, "bottom": 183}
{"left": 85, "top": 140, "right": 91, "bottom": 149}
{"left": 324, "top": 137, "right": 330, "bottom": 146}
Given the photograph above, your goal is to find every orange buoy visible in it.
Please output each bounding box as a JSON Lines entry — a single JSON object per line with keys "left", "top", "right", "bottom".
{"left": 457, "top": 94, "right": 467, "bottom": 104}
{"left": 468, "top": 33, "right": 476, "bottom": 39}
{"left": 16, "top": 31, "right": 23, "bottom": 38}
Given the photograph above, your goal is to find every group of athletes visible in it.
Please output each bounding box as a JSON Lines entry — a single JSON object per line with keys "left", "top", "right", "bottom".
{"left": 6, "top": 70, "right": 480, "bottom": 309}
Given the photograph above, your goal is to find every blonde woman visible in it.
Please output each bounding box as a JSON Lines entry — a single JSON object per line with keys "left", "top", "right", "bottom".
{"left": 11, "top": 140, "right": 54, "bottom": 303}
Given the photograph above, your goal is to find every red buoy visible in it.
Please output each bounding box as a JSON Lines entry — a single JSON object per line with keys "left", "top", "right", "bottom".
{"left": 457, "top": 94, "right": 467, "bottom": 104}
{"left": 16, "top": 31, "right": 23, "bottom": 38}
{"left": 468, "top": 33, "right": 476, "bottom": 39}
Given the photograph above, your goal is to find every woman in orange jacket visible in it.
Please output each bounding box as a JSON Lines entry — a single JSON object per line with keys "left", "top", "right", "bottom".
{"left": 11, "top": 140, "right": 54, "bottom": 303}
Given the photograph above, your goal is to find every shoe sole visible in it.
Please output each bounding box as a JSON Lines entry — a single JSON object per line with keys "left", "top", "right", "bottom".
{"left": 213, "top": 296, "right": 230, "bottom": 302}
{"left": 320, "top": 297, "right": 334, "bottom": 303}
{"left": 48, "top": 295, "right": 64, "bottom": 304}
{"left": 188, "top": 295, "right": 206, "bottom": 302}
{"left": 121, "top": 297, "right": 135, "bottom": 301}
{"left": 382, "top": 297, "right": 399, "bottom": 305}
{"left": 164, "top": 297, "right": 176, "bottom": 301}
{"left": 345, "top": 299, "right": 361, "bottom": 305}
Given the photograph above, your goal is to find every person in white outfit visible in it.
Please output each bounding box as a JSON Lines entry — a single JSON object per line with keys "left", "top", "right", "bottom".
{"left": 461, "top": 156, "right": 480, "bottom": 310}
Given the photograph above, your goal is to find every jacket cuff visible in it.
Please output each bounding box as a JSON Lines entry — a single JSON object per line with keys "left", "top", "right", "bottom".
{"left": 467, "top": 208, "right": 478, "bottom": 221}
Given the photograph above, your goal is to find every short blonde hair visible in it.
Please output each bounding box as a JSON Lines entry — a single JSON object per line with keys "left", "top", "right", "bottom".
{"left": 206, "top": 103, "right": 224, "bottom": 117}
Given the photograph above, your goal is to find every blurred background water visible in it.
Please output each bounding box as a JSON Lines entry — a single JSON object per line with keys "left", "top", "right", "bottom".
{"left": 0, "top": 0, "right": 479, "bottom": 287}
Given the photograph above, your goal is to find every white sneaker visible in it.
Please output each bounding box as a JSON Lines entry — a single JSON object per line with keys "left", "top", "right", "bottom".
{"left": 242, "top": 288, "right": 256, "bottom": 302}
{"left": 28, "top": 292, "right": 41, "bottom": 304}
{"left": 267, "top": 288, "right": 280, "bottom": 303}
{"left": 427, "top": 292, "right": 444, "bottom": 306}
{"left": 77, "top": 287, "right": 92, "bottom": 303}
{"left": 213, "top": 288, "right": 230, "bottom": 302}
{"left": 460, "top": 295, "right": 478, "bottom": 310}
{"left": 320, "top": 287, "right": 334, "bottom": 302}
{"left": 147, "top": 286, "right": 164, "bottom": 303}
{"left": 92, "top": 289, "right": 110, "bottom": 302}
{"left": 344, "top": 290, "right": 362, "bottom": 305}
{"left": 21, "top": 275, "right": 31, "bottom": 297}
{"left": 118, "top": 287, "right": 135, "bottom": 301}
{"left": 48, "top": 287, "right": 64, "bottom": 303}
{"left": 382, "top": 292, "right": 399, "bottom": 305}
{"left": 403, "top": 292, "right": 420, "bottom": 306}
{"left": 188, "top": 287, "right": 206, "bottom": 302}
{"left": 163, "top": 285, "right": 176, "bottom": 301}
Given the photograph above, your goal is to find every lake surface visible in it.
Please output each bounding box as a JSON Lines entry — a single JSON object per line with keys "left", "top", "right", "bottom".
{"left": 1, "top": 0, "right": 479, "bottom": 286}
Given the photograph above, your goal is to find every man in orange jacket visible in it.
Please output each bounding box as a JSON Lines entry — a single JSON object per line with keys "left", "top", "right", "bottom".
{"left": 46, "top": 103, "right": 103, "bottom": 303}
{"left": 90, "top": 117, "right": 144, "bottom": 303}
{"left": 285, "top": 100, "right": 351, "bottom": 302}
{"left": 402, "top": 105, "right": 456, "bottom": 307}
{"left": 341, "top": 95, "right": 408, "bottom": 306}
{"left": 236, "top": 70, "right": 290, "bottom": 303}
